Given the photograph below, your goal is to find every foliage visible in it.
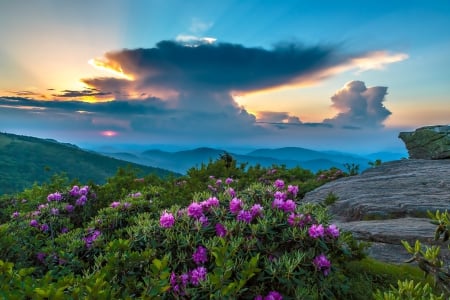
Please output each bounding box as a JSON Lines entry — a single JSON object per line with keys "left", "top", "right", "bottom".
{"left": 373, "top": 210, "right": 450, "bottom": 298}
{"left": 369, "top": 159, "right": 383, "bottom": 168}
{"left": 343, "top": 162, "right": 360, "bottom": 176}
{"left": 0, "top": 157, "right": 441, "bottom": 299}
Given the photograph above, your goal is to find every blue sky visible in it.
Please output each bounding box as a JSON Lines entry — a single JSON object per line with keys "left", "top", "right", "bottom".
{"left": 0, "top": 0, "right": 449, "bottom": 153}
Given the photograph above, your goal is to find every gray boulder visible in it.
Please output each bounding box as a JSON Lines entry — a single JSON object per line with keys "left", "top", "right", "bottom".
{"left": 303, "top": 159, "right": 450, "bottom": 263}
{"left": 399, "top": 125, "right": 450, "bottom": 159}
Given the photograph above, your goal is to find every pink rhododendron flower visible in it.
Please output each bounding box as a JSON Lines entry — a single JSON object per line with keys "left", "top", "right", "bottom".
{"left": 274, "top": 179, "right": 285, "bottom": 189}
{"left": 237, "top": 210, "right": 253, "bottom": 223}
{"left": 272, "top": 198, "right": 284, "bottom": 209}
{"left": 110, "top": 201, "right": 121, "bottom": 208}
{"left": 282, "top": 199, "right": 296, "bottom": 212}
{"left": 76, "top": 195, "right": 87, "bottom": 206}
{"left": 190, "top": 266, "right": 207, "bottom": 285}
{"left": 287, "top": 185, "right": 299, "bottom": 196}
{"left": 273, "top": 191, "right": 286, "bottom": 201}
{"left": 160, "top": 211, "right": 175, "bottom": 228}
{"left": 229, "top": 198, "right": 243, "bottom": 214}
{"left": 308, "top": 224, "right": 325, "bottom": 238}
{"left": 215, "top": 223, "right": 227, "bottom": 237}
{"left": 65, "top": 204, "right": 74, "bottom": 213}
{"left": 192, "top": 246, "right": 208, "bottom": 265}
{"left": 250, "top": 204, "right": 264, "bottom": 218}
{"left": 265, "top": 291, "right": 283, "bottom": 300}
{"left": 201, "top": 197, "right": 219, "bottom": 210}
{"left": 326, "top": 224, "right": 340, "bottom": 238}
{"left": 313, "top": 253, "right": 331, "bottom": 276}
{"left": 199, "top": 215, "right": 209, "bottom": 227}
{"left": 187, "top": 202, "right": 203, "bottom": 218}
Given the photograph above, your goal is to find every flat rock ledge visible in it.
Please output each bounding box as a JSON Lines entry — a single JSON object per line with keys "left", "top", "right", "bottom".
{"left": 303, "top": 159, "right": 450, "bottom": 263}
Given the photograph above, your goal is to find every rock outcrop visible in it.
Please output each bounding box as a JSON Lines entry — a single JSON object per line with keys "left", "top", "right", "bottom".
{"left": 303, "top": 159, "right": 450, "bottom": 263}
{"left": 399, "top": 125, "right": 450, "bottom": 159}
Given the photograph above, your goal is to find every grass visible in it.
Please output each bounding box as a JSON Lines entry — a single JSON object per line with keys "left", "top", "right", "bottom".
{"left": 342, "top": 257, "right": 437, "bottom": 298}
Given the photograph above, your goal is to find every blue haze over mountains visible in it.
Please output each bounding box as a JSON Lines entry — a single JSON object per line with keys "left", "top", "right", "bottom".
{"left": 98, "top": 146, "right": 407, "bottom": 174}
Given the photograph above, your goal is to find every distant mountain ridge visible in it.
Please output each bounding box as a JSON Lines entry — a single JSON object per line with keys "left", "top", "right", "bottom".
{"left": 0, "top": 132, "right": 178, "bottom": 195}
{"left": 101, "top": 146, "right": 406, "bottom": 174}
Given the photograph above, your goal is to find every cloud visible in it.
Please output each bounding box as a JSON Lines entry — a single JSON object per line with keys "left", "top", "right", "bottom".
{"left": 323, "top": 81, "right": 392, "bottom": 128}
{"left": 189, "top": 18, "right": 213, "bottom": 34}
{"left": 256, "top": 111, "right": 302, "bottom": 124}
{"left": 52, "top": 88, "right": 112, "bottom": 98}
{"left": 85, "top": 40, "right": 343, "bottom": 94}
{"left": 1, "top": 39, "right": 406, "bottom": 152}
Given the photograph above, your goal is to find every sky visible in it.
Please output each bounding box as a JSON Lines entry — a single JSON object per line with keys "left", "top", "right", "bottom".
{"left": 0, "top": 0, "right": 449, "bottom": 154}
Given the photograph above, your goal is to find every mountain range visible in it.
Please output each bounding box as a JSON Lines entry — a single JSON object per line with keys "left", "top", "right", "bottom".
{"left": 100, "top": 146, "right": 407, "bottom": 174}
{"left": 0, "top": 131, "right": 407, "bottom": 194}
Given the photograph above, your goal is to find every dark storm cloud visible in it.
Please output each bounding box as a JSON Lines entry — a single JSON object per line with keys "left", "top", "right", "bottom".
{"left": 52, "top": 88, "right": 112, "bottom": 98}
{"left": 85, "top": 40, "right": 349, "bottom": 93}
{"left": 323, "top": 81, "right": 392, "bottom": 128}
{"left": 0, "top": 96, "right": 168, "bottom": 115}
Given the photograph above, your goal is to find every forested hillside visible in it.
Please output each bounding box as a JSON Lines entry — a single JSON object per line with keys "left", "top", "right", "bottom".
{"left": 0, "top": 132, "right": 177, "bottom": 194}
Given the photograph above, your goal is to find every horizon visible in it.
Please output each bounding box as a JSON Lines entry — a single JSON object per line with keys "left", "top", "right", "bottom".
{"left": 1, "top": 1, "right": 449, "bottom": 154}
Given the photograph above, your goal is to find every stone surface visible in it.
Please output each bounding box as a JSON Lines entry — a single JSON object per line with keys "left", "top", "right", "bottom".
{"left": 303, "top": 159, "right": 450, "bottom": 263}
{"left": 399, "top": 125, "right": 450, "bottom": 159}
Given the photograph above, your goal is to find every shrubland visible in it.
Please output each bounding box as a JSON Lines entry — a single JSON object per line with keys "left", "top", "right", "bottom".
{"left": 0, "top": 157, "right": 447, "bottom": 299}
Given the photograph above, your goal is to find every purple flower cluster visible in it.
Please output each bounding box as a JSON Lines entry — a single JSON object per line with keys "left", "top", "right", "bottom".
{"left": 215, "top": 223, "right": 227, "bottom": 237}
{"left": 287, "top": 213, "right": 312, "bottom": 228}
{"left": 47, "top": 192, "right": 62, "bottom": 202}
{"left": 11, "top": 211, "right": 19, "bottom": 219}
{"left": 313, "top": 254, "right": 331, "bottom": 276}
{"left": 160, "top": 211, "right": 175, "bottom": 228}
{"left": 129, "top": 192, "right": 142, "bottom": 198}
{"left": 272, "top": 194, "right": 296, "bottom": 213}
{"left": 192, "top": 246, "right": 208, "bottom": 265}
{"left": 326, "top": 224, "right": 340, "bottom": 238}
{"left": 36, "top": 252, "right": 46, "bottom": 263}
{"left": 170, "top": 267, "right": 208, "bottom": 295}
{"left": 198, "top": 215, "right": 209, "bottom": 227}
{"left": 237, "top": 210, "right": 253, "bottom": 223}
{"left": 225, "top": 177, "right": 233, "bottom": 184}
{"left": 307, "top": 224, "right": 340, "bottom": 239}
{"left": 229, "top": 198, "right": 243, "bottom": 214}
{"left": 70, "top": 185, "right": 90, "bottom": 206}
{"left": 308, "top": 224, "right": 325, "bottom": 238}
{"left": 83, "top": 228, "right": 101, "bottom": 248}
{"left": 287, "top": 185, "right": 299, "bottom": 197}
{"left": 255, "top": 290, "right": 283, "bottom": 300}
{"left": 190, "top": 266, "right": 207, "bottom": 285}
{"left": 200, "top": 197, "right": 220, "bottom": 210}
{"left": 274, "top": 179, "right": 285, "bottom": 190}
{"left": 40, "top": 223, "right": 49, "bottom": 232}
{"left": 250, "top": 204, "right": 264, "bottom": 218}
{"left": 187, "top": 202, "right": 203, "bottom": 219}
{"left": 65, "top": 204, "right": 74, "bottom": 213}
{"left": 75, "top": 195, "right": 87, "bottom": 206}
{"left": 110, "top": 201, "right": 121, "bottom": 208}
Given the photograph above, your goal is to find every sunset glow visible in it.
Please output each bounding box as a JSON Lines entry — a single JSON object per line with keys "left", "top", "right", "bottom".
{"left": 0, "top": 1, "right": 448, "bottom": 153}
{"left": 101, "top": 130, "right": 118, "bottom": 137}
{"left": 88, "top": 58, "right": 134, "bottom": 81}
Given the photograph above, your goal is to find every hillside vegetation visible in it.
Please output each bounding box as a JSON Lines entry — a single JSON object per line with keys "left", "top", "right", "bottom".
{"left": 0, "top": 155, "right": 447, "bottom": 299}
{"left": 0, "top": 132, "right": 177, "bottom": 194}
